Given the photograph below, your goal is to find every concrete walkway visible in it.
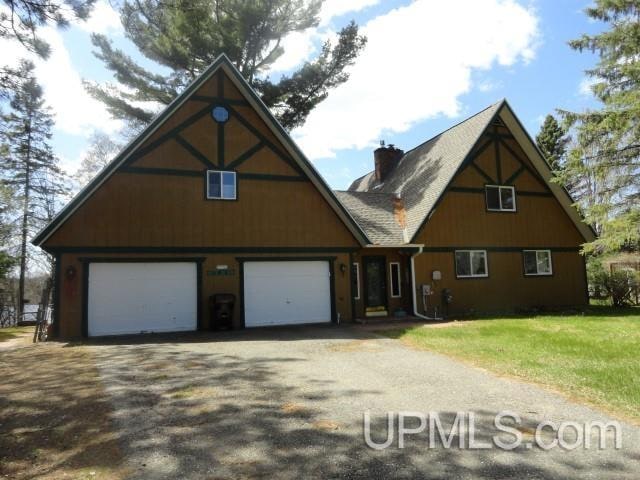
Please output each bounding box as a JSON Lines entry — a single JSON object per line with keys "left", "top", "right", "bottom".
{"left": 91, "top": 325, "right": 640, "bottom": 479}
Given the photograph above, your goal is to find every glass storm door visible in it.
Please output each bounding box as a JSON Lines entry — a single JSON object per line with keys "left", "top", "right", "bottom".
{"left": 363, "top": 256, "right": 387, "bottom": 311}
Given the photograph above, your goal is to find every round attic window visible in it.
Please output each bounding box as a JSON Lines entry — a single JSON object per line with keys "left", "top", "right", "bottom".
{"left": 212, "top": 105, "right": 229, "bottom": 123}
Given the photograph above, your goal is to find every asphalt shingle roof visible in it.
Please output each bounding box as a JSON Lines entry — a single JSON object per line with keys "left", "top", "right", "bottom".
{"left": 340, "top": 101, "right": 502, "bottom": 245}
{"left": 334, "top": 191, "right": 406, "bottom": 245}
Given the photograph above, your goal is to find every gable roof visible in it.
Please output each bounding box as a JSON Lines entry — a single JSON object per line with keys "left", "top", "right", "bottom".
{"left": 344, "top": 100, "right": 596, "bottom": 244}
{"left": 33, "top": 54, "right": 369, "bottom": 247}
{"left": 346, "top": 101, "right": 502, "bottom": 243}
{"left": 497, "top": 102, "right": 596, "bottom": 243}
{"left": 334, "top": 191, "right": 406, "bottom": 245}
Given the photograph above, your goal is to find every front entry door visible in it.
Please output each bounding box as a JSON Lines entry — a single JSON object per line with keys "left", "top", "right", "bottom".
{"left": 363, "top": 256, "right": 387, "bottom": 313}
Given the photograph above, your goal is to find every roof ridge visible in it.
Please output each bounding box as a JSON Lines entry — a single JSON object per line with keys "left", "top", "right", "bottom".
{"left": 349, "top": 170, "right": 373, "bottom": 184}
{"left": 401, "top": 100, "right": 505, "bottom": 158}
{"left": 335, "top": 189, "right": 395, "bottom": 195}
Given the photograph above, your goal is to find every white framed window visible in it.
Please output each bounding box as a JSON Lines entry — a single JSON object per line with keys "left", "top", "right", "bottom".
{"left": 389, "top": 262, "right": 401, "bottom": 298}
{"left": 523, "top": 250, "right": 553, "bottom": 276}
{"left": 485, "top": 185, "right": 516, "bottom": 212}
{"left": 455, "top": 250, "right": 488, "bottom": 278}
{"left": 351, "top": 262, "right": 360, "bottom": 300}
{"left": 207, "top": 170, "right": 236, "bottom": 200}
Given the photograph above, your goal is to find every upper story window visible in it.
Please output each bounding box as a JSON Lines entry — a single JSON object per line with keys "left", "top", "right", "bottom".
{"left": 486, "top": 185, "right": 516, "bottom": 212}
{"left": 455, "top": 250, "right": 488, "bottom": 278}
{"left": 523, "top": 250, "right": 553, "bottom": 276}
{"left": 207, "top": 170, "right": 236, "bottom": 200}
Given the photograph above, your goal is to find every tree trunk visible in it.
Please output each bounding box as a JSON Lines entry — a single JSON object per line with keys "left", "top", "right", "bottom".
{"left": 18, "top": 120, "right": 33, "bottom": 323}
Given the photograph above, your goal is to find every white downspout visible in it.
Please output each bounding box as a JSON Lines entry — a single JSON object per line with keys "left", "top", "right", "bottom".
{"left": 410, "top": 246, "right": 442, "bottom": 321}
{"left": 410, "top": 246, "right": 430, "bottom": 320}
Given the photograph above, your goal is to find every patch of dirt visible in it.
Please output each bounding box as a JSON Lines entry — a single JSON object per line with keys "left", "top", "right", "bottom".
{"left": 0, "top": 327, "right": 35, "bottom": 351}
{"left": 356, "top": 320, "right": 463, "bottom": 333}
{"left": 0, "top": 341, "right": 128, "bottom": 479}
{"left": 281, "top": 402, "right": 312, "bottom": 416}
{"left": 311, "top": 419, "right": 341, "bottom": 431}
{"left": 327, "top": 340, "right": 383, "bottom": 352}
{"left": 167, "top": 385, "right": 218, "bottom": 400}
{"left": 419, "top": 321, "right": 465, "bottom": 329}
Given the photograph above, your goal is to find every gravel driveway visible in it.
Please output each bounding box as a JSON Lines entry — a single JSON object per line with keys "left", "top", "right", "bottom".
{"left": 91, "top": 325, "right": 640, "bottom": 479}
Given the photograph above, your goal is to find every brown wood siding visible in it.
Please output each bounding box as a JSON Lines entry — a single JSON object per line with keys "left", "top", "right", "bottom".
{"left": 412, "top": 125, "right": 588, "bottom": 315}
{"left": 45, "top": 173, "right": 356, "bottom": 247}
{"left": 419, "top": 191, "right": 584, "bottom": 247}
{"left": 419, "top": 129, "right": 585, "bottom": 247}
{"left": 413, "top": 251, "right": 586, "bottom": 316}
{"left": 46, "top": 67, "right": 360, "bottom": 338}
{"left": 43, "top": 69, "right": 358, "bottom": 250}
{"left": 57, "top": 252, "right": 353, "bottom": 338}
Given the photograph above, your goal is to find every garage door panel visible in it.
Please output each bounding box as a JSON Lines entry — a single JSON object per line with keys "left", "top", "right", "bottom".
{"left": 88, "top": 262, "right": 197, "bottom": 336}
{"left": 244, "top": 261, "right": 331, "bottom": 327}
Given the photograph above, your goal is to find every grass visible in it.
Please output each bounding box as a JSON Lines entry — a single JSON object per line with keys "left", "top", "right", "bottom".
{"left": 0, "top": 326, "right": 33, "bottom": 342}
{"left": 382, "top": 306, "right": 640, "bottom": 422}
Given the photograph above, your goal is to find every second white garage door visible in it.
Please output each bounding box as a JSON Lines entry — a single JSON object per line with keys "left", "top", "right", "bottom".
{"left": 88, "top": 262, "right": 197, "bottom": 337}
{"left": 243, "top": 261, "right": 332, "bottom": 327}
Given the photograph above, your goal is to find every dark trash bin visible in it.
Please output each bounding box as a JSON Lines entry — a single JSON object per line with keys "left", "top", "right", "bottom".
{"left": 210, "top": 293, "right": 235, "bottom": 330}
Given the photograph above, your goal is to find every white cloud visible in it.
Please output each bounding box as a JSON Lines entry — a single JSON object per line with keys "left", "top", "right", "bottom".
{"left": 76, "top": 0, "right": 122, "bottom": 35}
{"left": 478, "top": 79, "right": 502, "bottom": 92}
{"left": 35, "top": 28, "right": 122, "bottom": 136}
{"left": 269, "top": 29, "right": 319, "bottom": 72}
{"left": 1, "top": 27, "right": 122, "bottom": 137}
{"left": 58, "top": 150, "right": 84, "bottom": 176}
{"left": 292, "top": 0, "right": 539, "bottom": 159}
{"left": 320, "top": 0, "right": 381, "bottom": 25}
{"left": 269, "top": 0, "right": 380, "bottom": 73}
{"left": 578, "top": 77, "right": 596, "bottom": 96}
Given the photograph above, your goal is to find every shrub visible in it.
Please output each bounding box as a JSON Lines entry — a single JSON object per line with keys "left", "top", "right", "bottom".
{"left": 608, "top": 270, "right": 639, "bottom": 306}
{"left": 589, "top": 259, "right": 639, "bottom": 306}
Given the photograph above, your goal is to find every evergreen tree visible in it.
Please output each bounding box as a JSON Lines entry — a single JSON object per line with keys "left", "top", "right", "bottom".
{"left": 0, "top": 184, "right": 15, "bottom": 279}
{"left": 1, "top": 60, "right": 66, "bottom": 319}
{"left": 559, "top": 0, "right": 640, "bottom": 253}
{"left": 0, "top": 0, "right": 96, "bottom": 99}
{"left": 536, "top": 114, "right": 569, "bottom": 171}
{"left": 85, "top": 0, "right": 367, "bottom": 130}
{"left": 0, "top": 0, "right": 96, "bottom": 58}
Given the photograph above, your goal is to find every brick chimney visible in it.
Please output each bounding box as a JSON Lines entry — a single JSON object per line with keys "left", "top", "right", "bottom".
{"left": 374, "top": 142, "right": 404, "bottom": 183}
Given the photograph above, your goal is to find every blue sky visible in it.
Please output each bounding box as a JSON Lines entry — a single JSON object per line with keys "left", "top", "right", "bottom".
{"left": 3, "top": 0, "right": 603, "bottom": 191}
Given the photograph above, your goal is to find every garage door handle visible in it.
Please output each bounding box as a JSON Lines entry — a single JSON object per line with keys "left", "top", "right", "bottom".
{"left": 285, "top": 300, "right": 292, "bottom": 304}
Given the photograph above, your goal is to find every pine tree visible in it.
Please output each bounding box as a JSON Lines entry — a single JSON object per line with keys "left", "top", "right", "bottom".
{"left": 0, "top": 0, "right": 96, "bottom": 99}
{"left": 1, "top": 60, "right": 66, "bottom": 320}
{"left": 559, "top": 0, "right": 640, "bottom": 253}
{"left": 0, "top": 184, "right": 15, "bottom": 279}
{"left": 85, "top": 0, "right": 367, "bottom": 131}
{"left": 536, "top": 114, "right": 569, "bottom": 171}
{"left": 0, "top": 0, "right": 96, "bottom": 58}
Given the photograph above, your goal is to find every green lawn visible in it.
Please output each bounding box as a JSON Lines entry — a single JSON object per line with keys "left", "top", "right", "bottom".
{"left": 382, "top": 307, "right": 640, "bottom": 422}
{"left": 0, "top": 326, "right": 33, "bottom": 342}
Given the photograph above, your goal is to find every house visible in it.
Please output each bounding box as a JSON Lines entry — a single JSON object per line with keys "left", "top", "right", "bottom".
{"left": 32, "top": 55, "right": 594, "bottom": 338}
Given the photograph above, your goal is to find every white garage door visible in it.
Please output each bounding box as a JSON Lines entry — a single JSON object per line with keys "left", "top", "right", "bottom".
{"left": 88, "top": 262, "right": 197, "bottom": 337}
{"left": 244, "top": 261, "right": 331, "bottom": 327}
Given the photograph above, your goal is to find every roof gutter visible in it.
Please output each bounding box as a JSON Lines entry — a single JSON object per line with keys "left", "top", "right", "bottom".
{"left": 363, "top": 244, "right": 423, "bottom": 251}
